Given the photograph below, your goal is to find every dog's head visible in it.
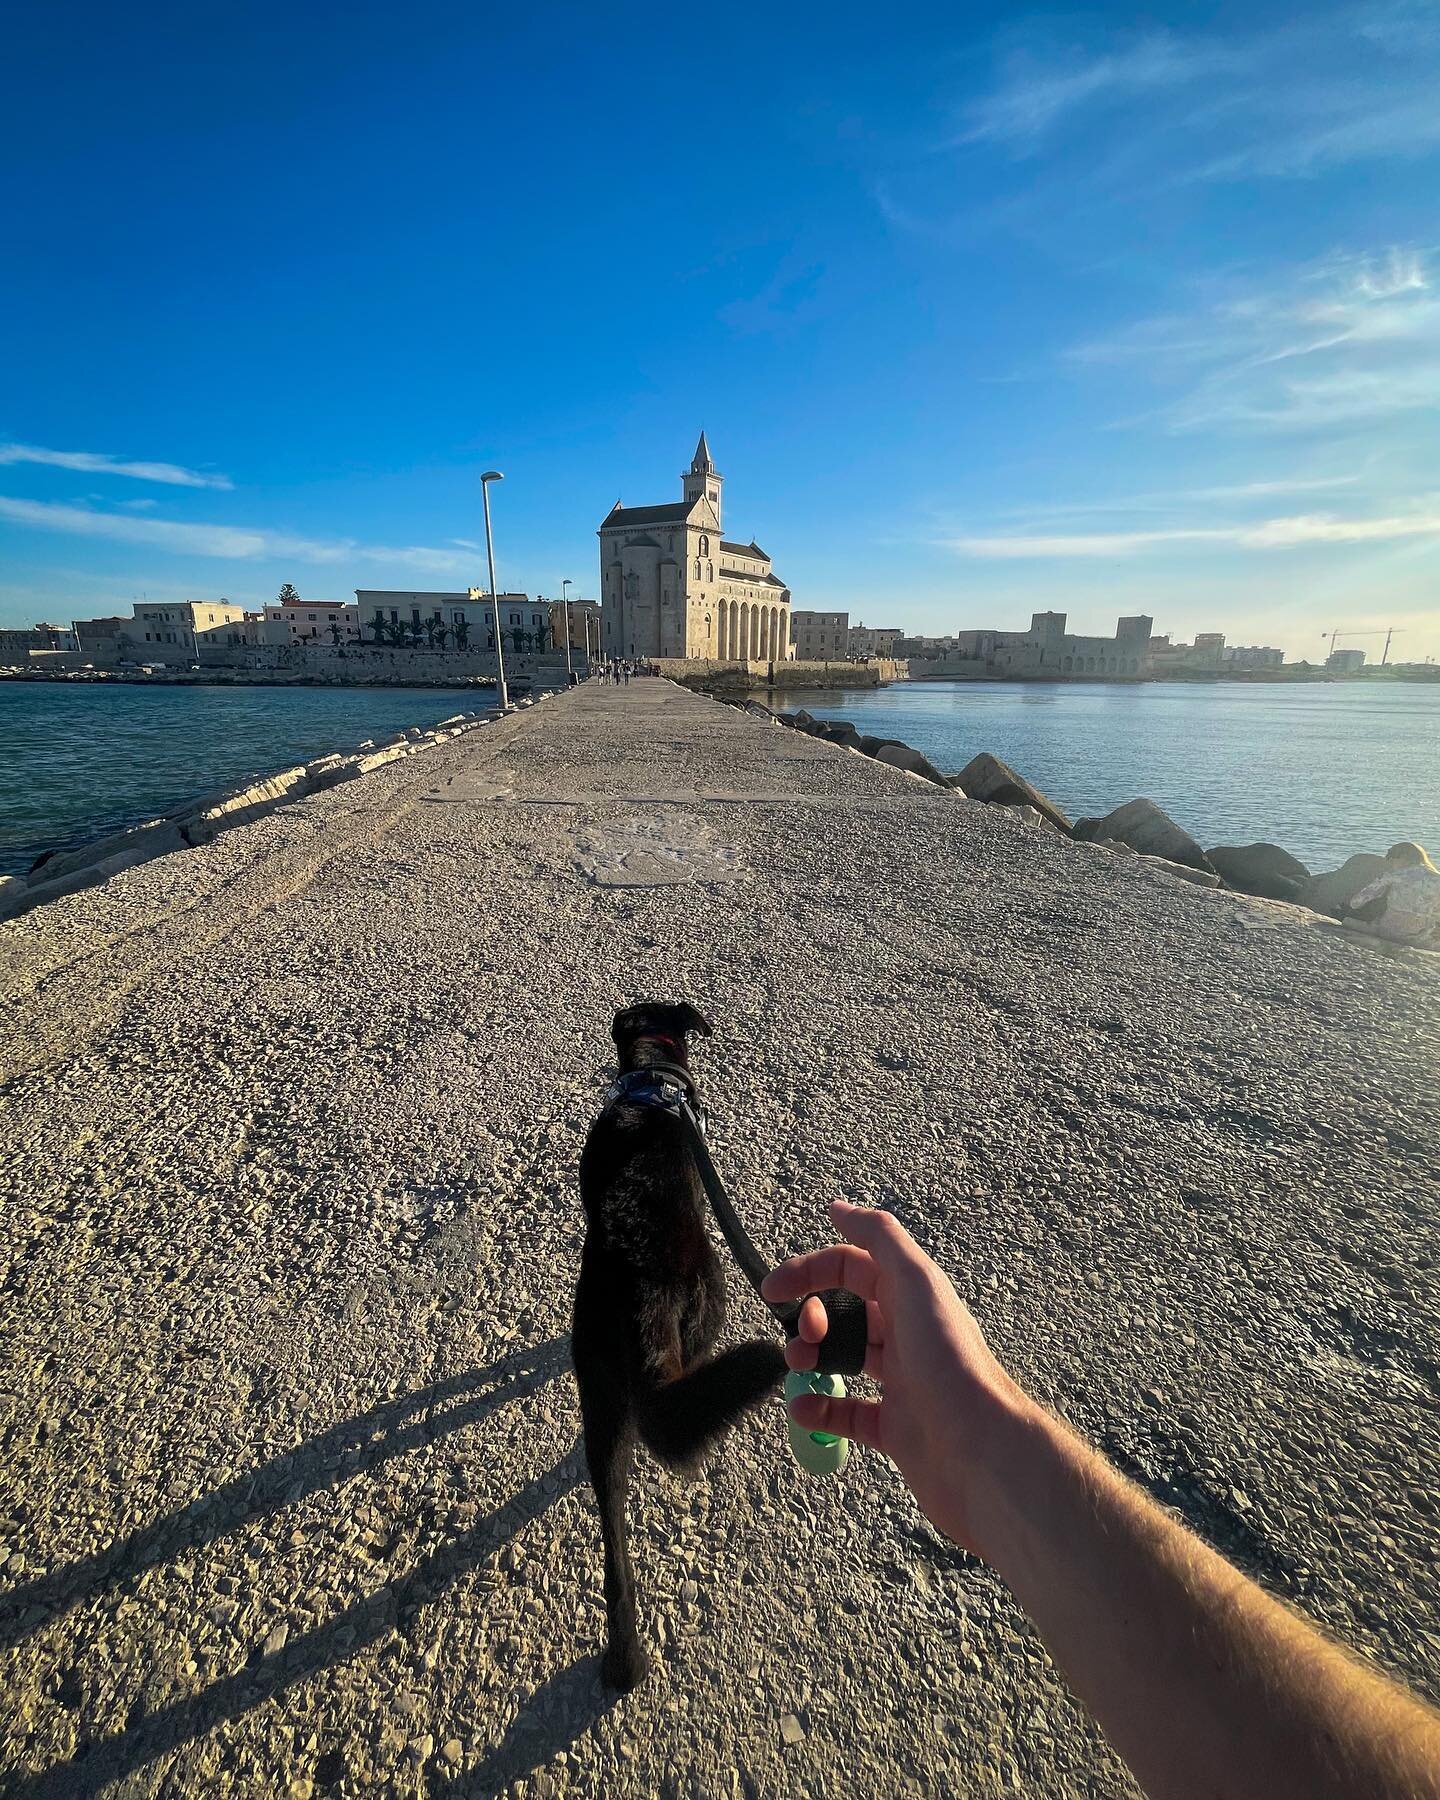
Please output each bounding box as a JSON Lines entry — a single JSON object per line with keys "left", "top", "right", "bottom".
{"left": 612, "top": 1001, "right": 713, "bottom": 1070}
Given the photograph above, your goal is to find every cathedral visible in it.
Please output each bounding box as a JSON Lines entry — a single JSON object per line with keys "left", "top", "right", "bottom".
{"left": 598, "top": 434, "right": 792, "bottom": 661}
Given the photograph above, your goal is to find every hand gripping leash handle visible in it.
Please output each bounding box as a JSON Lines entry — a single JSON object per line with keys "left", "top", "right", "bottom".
{"left": 675, "top": 1093, "right": 867, "bottom": 1476}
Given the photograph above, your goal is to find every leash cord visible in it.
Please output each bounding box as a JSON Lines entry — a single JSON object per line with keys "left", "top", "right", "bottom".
{"left": 673, "top": 1098, "right": 869, "bottom": 1380}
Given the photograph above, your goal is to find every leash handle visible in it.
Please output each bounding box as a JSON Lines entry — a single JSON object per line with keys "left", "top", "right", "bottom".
{"left": 773, "top": 1287, "right": 868, "bottom": 1378}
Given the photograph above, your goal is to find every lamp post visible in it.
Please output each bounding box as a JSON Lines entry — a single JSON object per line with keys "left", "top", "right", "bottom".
{"left": 561, "top": 577, "right": 573, "bottom": 682}
{"left": 479, "top": 471, "right": 508, "bottom": 710}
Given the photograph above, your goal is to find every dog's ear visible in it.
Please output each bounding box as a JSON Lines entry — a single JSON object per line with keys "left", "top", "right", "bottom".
{"left": 611, "top": 1005, "right": 647, "bottom": 1048}
{"left": 675, "top": 1003, "right": 713, "bottom": 1039}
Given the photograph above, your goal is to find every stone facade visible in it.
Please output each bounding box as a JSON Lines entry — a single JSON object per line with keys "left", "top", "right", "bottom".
{"left": 791, "top": 610, "right": 849, "bottom": 661}
{"left": 849, "top": 622, "right": 903, "bottom": 658}
{"left": 130, "top": 601, "right": 247, "bottom": 663}
{"left": 598, "top": 434, "right": 791, "bottom": 662}
{"left": 948, "top": 612, "right": 1154, "bottom": 678}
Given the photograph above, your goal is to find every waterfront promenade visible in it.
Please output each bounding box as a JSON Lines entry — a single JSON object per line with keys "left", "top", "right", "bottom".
{"left": 1, "top": 682, "right": 1437, "bottom": 1796}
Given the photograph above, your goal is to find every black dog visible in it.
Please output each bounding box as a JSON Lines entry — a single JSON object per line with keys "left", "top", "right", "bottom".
{"left": 573, "top": 1001, "right": 786, "bottom": 1690}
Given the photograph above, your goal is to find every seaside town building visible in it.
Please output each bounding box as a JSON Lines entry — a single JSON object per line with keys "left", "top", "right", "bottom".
{"left": 355, "top": 589, "right": 546, "bottom": 651}
{"left": 919, "top": 613, "right": 1155, "bottom": 679}
{"left": 130, "top": 600, "right": 247, "bottom": 662}
{"left": 0, "top": 621, "right": 77, "bottom": 659}
{"left": 1224, "top": 645, "right": 1285, "bottom": 670}
{"left": 1327, "top": 647, "right": 1367, "bottom": 673}
{"left": 849, "top": 622, "right": 903, "bottom": 658}
{"left": 598, "top": 434, "right": 792, "bottom": 661}
{"left": 262, "top": 597, "right": 362, "bottom": 646}
{"left": 71, "top": 616, "right": 130, "bottom": 662}
{"left": 546, "top": 596, "right": 601, "bottom": 659}
{"left": 790, "top": 609, "right": 850, "bottom": 660}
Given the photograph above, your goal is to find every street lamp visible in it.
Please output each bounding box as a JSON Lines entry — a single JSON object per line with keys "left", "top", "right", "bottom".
{"left": 479, "top": 471, "right": 508, "bottom": 710}
{"left": 561, "top": 577, "right": 573, "bottom": 682}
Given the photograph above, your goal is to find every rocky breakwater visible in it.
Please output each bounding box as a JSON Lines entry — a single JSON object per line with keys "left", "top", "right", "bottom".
{"left": 748, "top": 702, "right": 1440, "bottom": 952}
{"left": 0, "top": 711, "right": 499, "bottom": 925}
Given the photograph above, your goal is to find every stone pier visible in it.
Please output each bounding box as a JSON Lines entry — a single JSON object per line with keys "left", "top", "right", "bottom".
{"left": 1, "top": 681, "right": 1436, "bottom": 1795}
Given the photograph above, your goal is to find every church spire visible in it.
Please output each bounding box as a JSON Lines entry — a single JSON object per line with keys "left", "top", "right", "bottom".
{"left": 682, "top": 430, "right": 723, "bottom": 526}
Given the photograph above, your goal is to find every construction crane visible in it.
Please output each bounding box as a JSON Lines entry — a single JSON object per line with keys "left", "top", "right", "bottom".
{"left": 1321, "top": 627, "right": 1405, "bottom": 664}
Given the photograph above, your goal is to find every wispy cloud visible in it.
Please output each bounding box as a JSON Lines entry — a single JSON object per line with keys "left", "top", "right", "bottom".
{"left": 942, "top": 506, "right": 1440, "bottom": 559}
{"left": 999, "top": 473, "right": 1364, "bottom": 523}
{"left": 0, "top": 442, "right": 233, "bottom": 489}
{"left": 955, "top": 34, "right": 1229, "bottom": 151}
{"left": 0, "top": 496, "right": 470, "bottom": 574}
{"left": 928, "top": 12, "right": 1440, "bottom": 200}
{"left": 1072, "top": 248, "right": 1440, "bottom": 433}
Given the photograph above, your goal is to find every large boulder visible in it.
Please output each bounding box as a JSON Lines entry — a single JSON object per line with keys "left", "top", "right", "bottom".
{"left": 1205, "top": 842, "right": 1311, "bottom": 902}
{"left": 1295, "top": 853, "right": 1390, "bottom": 920}
{"left": 813, "top": 719, "right": 864, "bottom": 750}
{"left": 0, "top": 874, "right": 28, "bottom": 921}
{"left": 1075, "top": 798, "right": 1213, "bottom": 873}
{"left": 873, "top": 742, "right": 949, "bottom": 787}
{"left": 952, "top": 753, "right": 1071, "bottom": 833}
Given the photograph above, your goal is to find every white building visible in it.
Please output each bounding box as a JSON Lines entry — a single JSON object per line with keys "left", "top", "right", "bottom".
{"left": 263, "top": 598, "right": 361, "bottom": 646}
{"left": 598, "top": 434, "right": 792, "bottom": 661}
{"left": 354, "top": 589, "right": 548, "bottom": 650}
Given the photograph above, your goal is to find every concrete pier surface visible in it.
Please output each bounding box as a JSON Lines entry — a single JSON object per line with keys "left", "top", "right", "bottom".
{"left": 1, "top": 680, "right": 1437, "bottom": 1797}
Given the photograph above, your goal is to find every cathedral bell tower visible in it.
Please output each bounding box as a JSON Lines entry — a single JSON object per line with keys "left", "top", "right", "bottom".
{"left": 681, "top": 430, "right": 723, "bottom": 529}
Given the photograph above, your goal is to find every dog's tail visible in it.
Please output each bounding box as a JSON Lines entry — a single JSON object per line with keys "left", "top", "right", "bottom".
{"left": 635, "top": 1340, "right": 786, "bottom": 1468}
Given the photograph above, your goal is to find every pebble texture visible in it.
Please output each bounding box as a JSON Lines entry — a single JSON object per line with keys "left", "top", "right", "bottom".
{"left": 0, "top": 680, "right": 1437, "bottom": 1798}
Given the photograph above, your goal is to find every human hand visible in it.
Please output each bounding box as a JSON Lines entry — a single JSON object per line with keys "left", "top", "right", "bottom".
{"left": 761, "top": 1200, "right": 1034, "bottom": 1557}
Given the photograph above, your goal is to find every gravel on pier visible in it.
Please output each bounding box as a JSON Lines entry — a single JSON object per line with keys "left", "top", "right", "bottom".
{"left": 1, "top": 680, "right": 1437, "bottom": 1798}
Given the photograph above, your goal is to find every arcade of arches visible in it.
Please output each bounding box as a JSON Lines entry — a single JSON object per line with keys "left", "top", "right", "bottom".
{"left": 716, "top": 598, "right": 787, "bottom": 661}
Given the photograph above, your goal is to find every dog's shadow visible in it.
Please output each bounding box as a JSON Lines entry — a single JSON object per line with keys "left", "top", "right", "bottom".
{"left": 3, "top": 1337, "right": 624, "bottom": 1799}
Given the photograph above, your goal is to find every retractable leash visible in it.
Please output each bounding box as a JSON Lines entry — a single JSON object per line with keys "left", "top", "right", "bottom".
{"left": 604, "top": 1065, "right": 869, "bottom": 1476}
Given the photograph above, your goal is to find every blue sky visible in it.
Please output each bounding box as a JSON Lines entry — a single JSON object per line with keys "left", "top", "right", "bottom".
{"left": 3, "top": 0, "right": 1439, "bottom": 662}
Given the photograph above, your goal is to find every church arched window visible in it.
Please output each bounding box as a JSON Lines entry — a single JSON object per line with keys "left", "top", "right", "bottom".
{"left": 707, "top": 562, "right": 713, "bottom": 581}
{"left": 699, "top": 535, "right": 709, "bottom": 556}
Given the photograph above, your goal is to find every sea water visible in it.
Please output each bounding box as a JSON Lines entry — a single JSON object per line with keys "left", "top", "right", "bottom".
{"left": 0, "top": 682, "right": 484, "bottom": 875}
{"left": 796, "top": 679, "right": 1440, "bottom": 870}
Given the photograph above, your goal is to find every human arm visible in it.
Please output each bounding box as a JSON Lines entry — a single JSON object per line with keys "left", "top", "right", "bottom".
{"left": 762, "top": 1201, "right": 1440, "bottom": 1800}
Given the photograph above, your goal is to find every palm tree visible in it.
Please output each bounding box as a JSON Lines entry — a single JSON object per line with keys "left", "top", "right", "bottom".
{"left": 454, "top": 618, "right": 470, "bottom": 652}
{"left": 327, "top": 619, "right": 341, "bottom": 647}
{"left": 435, "top": 622, "right": 449, "bottom": 651}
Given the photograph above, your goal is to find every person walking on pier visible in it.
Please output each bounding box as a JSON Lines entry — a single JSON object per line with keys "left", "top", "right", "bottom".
{"left": 765, "top": 1201, "right": 1440, "bottom": 1800}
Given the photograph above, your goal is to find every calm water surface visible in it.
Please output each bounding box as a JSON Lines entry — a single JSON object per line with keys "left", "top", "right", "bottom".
{"left": 0, "top": 682, "right": 486, "bottom": 875}
{"left": 798, "top": 680, "right": 1440, "bottom": 870}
